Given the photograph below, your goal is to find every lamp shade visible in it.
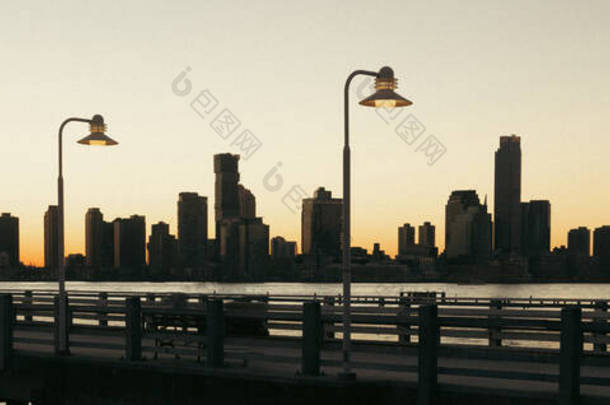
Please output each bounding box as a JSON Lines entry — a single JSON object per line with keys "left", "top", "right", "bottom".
{"left": 359, "top": 66, "right": 412, "bottom": 108}
{"left": 77, "top": 114, "right": 118, "bottom": 146}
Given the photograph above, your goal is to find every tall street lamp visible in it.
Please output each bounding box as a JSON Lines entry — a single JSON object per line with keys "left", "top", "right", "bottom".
{"left": 341, "top": 67, "right": 412, "bottom": 377}
{"left": 56, "top": 114, "right": 118, "bottom": 354}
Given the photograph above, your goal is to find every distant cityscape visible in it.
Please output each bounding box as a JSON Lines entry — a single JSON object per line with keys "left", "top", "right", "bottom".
{"left": 1, "top": 136, "right": 609, "bottom": 282}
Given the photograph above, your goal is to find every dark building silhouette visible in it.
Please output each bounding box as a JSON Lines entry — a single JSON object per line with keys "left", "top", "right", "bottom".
{"left": 214, "top": 153, "right": 240, "bottom": 240}
{"left": 271, "top": 236, "right": 297, "bottom": 259}
{"left": 148, "top": 222, "right": 177, "bottom": 275}
{"left": 594, "top": 226, "right": 610, "bottom": 271}
{"left": 568, "top": 227, "right": 590, "bottom": 257}
{"left": 418, "top": 222, "right": 435, "bottom": 248}
{"left": 113, "top": 215, "right": 146, "bottom": 270}
{"left": 44, "top": 206, "right": 59, "bottom": 270}
{"left": 521, "top": 200, "right": 551, "bottom": 257}
{"left": 219, "top": 216, "right": 269, "bottom": 279}
{"left": 398, "top": 223, "right": 416, "bottom": 254}
{"left": 0, "top": 213, "right": 19, "bottom": 268}
{"left": 301, "top": 187, "right": 342, "bottom": 258}
{"left": 177, "top": 192, "right": 208, "bottom": 270}
{"left": 494, "top": 135, "right": 521, "bottom": 255}
{"left": 445, "top": 191, "right": 492, "bottom": 261}
{"left": 85, "top": 208, "right": 114, "bottom": 269}
{"left": 238, "top": 185, "right": 256, "bottom": 219}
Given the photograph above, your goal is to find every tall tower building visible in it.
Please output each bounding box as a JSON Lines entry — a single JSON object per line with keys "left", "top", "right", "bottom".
{"left": 418, "top": 222, "right": 436, "bottom": 248}
{"left": 113, "top": 215, "right": 146, "bottom": 270}
{"left": 148, "top": 222, "right": 177, "bottom": 275}
{"left": 568, "top": 227, "right": 590, "bottom": 257}
{"left": 445, "top": 191, "right": 492, "bottom": 261}
{"left": 398, "top": 223, "right": 416, "bottom": 254}
{"left": 85, "top": 208, "right": 114, "bottom": 269}
{"left": 593, "top": 226, "right": 610, "bottom": 271}
{"left": 445, "top": 190, "right": 481, "bottom": 250}
{"left": 521, "top": 200, "right": 551, "bottom": 257}
{"left": 238, "top": 185, "right": 256, "bottom": 219}
{"left": 214, "top": 153, "right": 240, "bottom": 239}
{"left": 301, "top": 187, "right": 343, "bottom": 257}
{"left": 494, "top": 135, "right": 522, "bottom": 255}
{"left": 44, "top": 206, "right": 59, "bottom": 270}
{"left": 177, "top": 192, "right": 208, "bottom": 269}
{"left": 0, "top": 213, "right": 19, "bottom": 267}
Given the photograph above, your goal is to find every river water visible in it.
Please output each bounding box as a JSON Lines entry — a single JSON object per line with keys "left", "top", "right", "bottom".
{"left": 1, "top": 281, "right": 609, "bottom": 299}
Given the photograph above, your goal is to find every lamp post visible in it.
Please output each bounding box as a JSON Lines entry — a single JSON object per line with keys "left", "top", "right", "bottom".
{"left": 341, "top": 67, "right": 412, "bottom": 377}
{"left": 56, "top": 114, "right": 118, "bottom": 354}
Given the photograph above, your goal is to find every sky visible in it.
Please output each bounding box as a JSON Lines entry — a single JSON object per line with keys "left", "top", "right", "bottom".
{"left": 1, "top": 0, "right": 609, "bottom": 266}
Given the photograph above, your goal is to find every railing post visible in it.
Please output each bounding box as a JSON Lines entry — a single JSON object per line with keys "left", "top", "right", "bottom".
{"left": 125, "top": 297, "right": 142, "bottom": 361}
{"left": 322, "top": 297, "right": 335, "bottom": 341}
{"left": 417, "top": 304, "right": 439, "bottom": 405}
{"left": 399, "top": 296, "right": 411, "bottom": 344}
{"left": 206, "top": 299, "right": 224, "bottom": 368}
{"left": 302, "top": 301, "right": 322, "bottom": 376}
{"left": 24, "top": 290, "right": 33, "bottom": 322}
{"left": 559, "top": 306, "right": 582, "bottom": 405}
{"left": 0, "top": 294, "right": 13, "bottom": 372}
{"left": 54, "top": 295, "right": 70, "bottom": 355}
{"left": 489, "top": 299, "right": 502, "bottom": 347}
{"left": 97, "top": 292, "right": 108, "bottom": 327}
{"left": 593, "top": 300, "right": 607, "bottom": 353}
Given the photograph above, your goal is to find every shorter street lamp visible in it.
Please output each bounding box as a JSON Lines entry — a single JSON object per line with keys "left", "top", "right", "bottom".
{"left": 341, "top": 67, "right": 412, "bottom": 377}
{"left": 56, "top": 114, "right": 118, "bottom": 354}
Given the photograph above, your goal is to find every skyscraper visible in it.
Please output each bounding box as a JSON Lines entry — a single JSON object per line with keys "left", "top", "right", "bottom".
{"left": 445, "top": 190, "right": 481, "bottom": 250}
{"left": 113, "top": 215, "right": 146, "bottom": 270}
{"left": 0, "top": 213, "right": 19, "bottom": 267}
{"left": 85, "top": 208, "right": 114, "bottom": 269}
{"left": 214, "top": 153, "right": 240, "bottom": 239}
{"left": 148, "top": 222, "right": 178, "bottom": 275}
{"left": 301, "top": 187, "right": 343, "bottom": 258}
{"left": 177, "top": 192, "right": 208, "bottom": 270}
{"left": 494, "top": 135, "right": 521, "bottom": 255}
{"left": 238, "top": 185, "right": 256, "bottom": 219}
{"left": 521, "top": 200, "right": 551, "bottom": 257}
{"left": 568, "top": 227, "right": 590, "bottom": 257}
{"left": 418, "top": 222, "right": 436, "bottom": 248}
{"left": 398, "top": 223, "right": 416, "bottom": 254}
{"left": 44, "top": 206, "right": 59, "bottom": 270}
{"left": 445, "top": 191, "right": 492, "bottom": 261}
{"left": 593, "top": 226, "right": 610, "bottom": 271}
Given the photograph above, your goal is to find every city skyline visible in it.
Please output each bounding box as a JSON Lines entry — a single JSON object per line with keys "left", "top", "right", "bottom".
{"left": 1, "top": 1, "right": 609, "bottom": 266}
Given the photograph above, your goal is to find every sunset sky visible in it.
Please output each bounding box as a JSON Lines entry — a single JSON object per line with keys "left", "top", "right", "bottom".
{"left": 1, "top": 0, "right": 609, "bottom": 266}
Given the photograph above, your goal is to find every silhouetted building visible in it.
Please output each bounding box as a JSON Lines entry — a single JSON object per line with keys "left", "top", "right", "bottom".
{"left": 113, "top": 215, "right": 146, "bottom": 270}
{"left": 177, "top": 192, "right": 208, "bottom": 270}
{"left": 0, "top": 213, "right": 19, "bottom": 267}
{"left": 238, "top": 185, "right": 256, "bottom": 219}
{"left": 494, "top": 135, "right": 521, "bottom": 255}
{"left": 214, "top": 153, "right": 240, "bottom": 240}
{"left": 148, "top": 222, "right": 177, "bottom": 275}
{"left": 301, "top": 187, "right": 342, "bottom": 258}
{"left": 445, "top": 191, "right": 492, "bottom": 261}
{"left": 86, "top": 208, "right": 115, "bottom": 269}
{"left": 271, "top": 236, "right": 296, "bottom": 259}
{"left": 568, "top": 227, "right": 590, "bottom": 257}
{"left": 521, "top": 200, "right": 551, "bottom": 257}
{"left": 44, "top": 206, "right": 59, "bottom": 270}
{"left": 594, "top": 226, "right": 610, "bottom": 271}
{"left": 445, "top": 190, "right": 480, "bottom": 250}
{"left": 398, "top": 223, "right": 416, "bottom": 254}
{"left": 65, "top": 253, "right": 86, "bottom": 277}
{"left": 372, "top": 243, "right": 389, "bottom": 261}
{"left": 239, "top": 218, "right": 269, "bottom": 279}
{"left": 418, "top": 222, "right": 435, "bottom": 248}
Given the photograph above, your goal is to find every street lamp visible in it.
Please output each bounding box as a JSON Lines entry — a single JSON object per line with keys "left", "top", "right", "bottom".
{"left": 341, "top": 67, "right": 412, "bottom": 377}
{"left": 56, "top": 114, "right": 117, "bottom": 354}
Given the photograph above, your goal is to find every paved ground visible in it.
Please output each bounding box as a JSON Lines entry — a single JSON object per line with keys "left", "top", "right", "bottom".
{"left": 12, "top": 327, "right": 610, "bottom": 400}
